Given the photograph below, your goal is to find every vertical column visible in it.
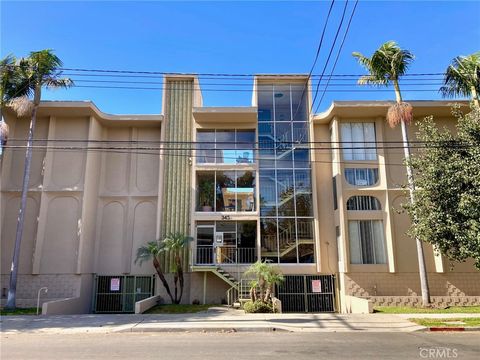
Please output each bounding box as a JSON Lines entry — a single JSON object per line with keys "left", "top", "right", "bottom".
{"left": 32, "top": 116, "right": 55, "bottom": 274}
{"left": 376, "top": 117, "right": 396, "bottom": 273}
{"left": 159, "top": 77, "right": 195, "bottom": 268}
{"left": 76, "top": 116, "right": 103, "bottom": 274}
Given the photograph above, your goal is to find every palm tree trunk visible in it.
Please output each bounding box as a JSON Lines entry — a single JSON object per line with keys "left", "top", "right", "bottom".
{"left": 176, "top": 255, "right": 184, "bottom": 304}
{"left": 394, "top": 80, "right": 431, "bottom": 306}
{"left": 153, "top": 257, "right": 175, "bottom": 303}
{"left": 173, "top": 273, "right": 179, "bottom": 304}
{"left": 5, "top": 87, "right": 39, "bottom": 309}
{"left": 470, "top": 85, "right": 479, "bottom": 108}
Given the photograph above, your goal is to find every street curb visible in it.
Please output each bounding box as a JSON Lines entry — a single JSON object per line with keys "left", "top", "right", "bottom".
{"left": 429, "top": 327, "right": 480, "bottom": 332}
{"left": 122, "top": 326, "right": 291, "bottom": 333}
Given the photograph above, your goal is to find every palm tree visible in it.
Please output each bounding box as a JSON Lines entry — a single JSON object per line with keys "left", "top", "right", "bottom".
{"left": 5, "top": 50, "right": 73, "bottom": 309}
{"left": 135, "top": 241, "right": 175, "bottom": 304}
{"left": 0, "top": 54, "right": 32, "bottom": 157}
{"left": 353, "top": 41, "right": 431, "bottom": 306}
{"left": 245, "top": 261, "right": 284, "bottom": 304}
{"left": 440, "top": 52, "right": 480, "bottom": 107}
{"left": 162, "top": 233, "right": 192, "bottom": 304}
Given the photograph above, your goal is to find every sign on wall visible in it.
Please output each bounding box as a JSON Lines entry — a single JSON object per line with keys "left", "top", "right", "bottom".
{"left": 311, "top": 280, "right": 322, "bottom": 293}
{"left": 110, "top": 278, "right": 120, "bottom": 292}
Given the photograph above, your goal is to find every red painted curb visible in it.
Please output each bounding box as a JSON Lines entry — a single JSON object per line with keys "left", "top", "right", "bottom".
{"left": 429, "top": 327, "right": 465, "bottom": 332}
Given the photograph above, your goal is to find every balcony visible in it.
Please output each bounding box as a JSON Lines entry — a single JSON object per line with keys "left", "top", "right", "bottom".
{"left": 195, "top": 246, "right": 257, "bottom": 265}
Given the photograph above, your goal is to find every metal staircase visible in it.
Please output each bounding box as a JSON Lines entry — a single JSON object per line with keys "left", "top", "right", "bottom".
{"left": 191, "top": 265, "right": 251, "bottom": 306}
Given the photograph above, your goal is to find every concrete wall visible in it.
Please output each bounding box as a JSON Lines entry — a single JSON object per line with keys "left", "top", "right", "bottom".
{"left": 1, "top": 104, "right": 161, "bottom": 310}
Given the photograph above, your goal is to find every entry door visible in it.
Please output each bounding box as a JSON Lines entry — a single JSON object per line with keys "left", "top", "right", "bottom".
{"left": 196, "top": 225, "right": 215, "bottom": 264}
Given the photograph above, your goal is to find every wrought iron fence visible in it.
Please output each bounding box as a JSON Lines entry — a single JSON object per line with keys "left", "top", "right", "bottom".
{"left": 92, "top": 275, "right": 155, "bottom": 313}
{"left": 195, "top": 246, "right": 256, "bottom": 265}
{"left": 275, "top": 275, "right": 335, "bottom": 313}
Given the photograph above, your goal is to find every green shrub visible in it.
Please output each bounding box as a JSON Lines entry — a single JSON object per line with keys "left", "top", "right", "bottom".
{"left": 243, "top": 300, "right": 273, "bottom": 313}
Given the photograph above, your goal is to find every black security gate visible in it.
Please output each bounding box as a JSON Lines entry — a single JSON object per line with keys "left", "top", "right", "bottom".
{"left": 275, "top": 275, "right": 335, "bottom": 313}
{"left": 93, "top": 275, "right": 155, "bottom": 313}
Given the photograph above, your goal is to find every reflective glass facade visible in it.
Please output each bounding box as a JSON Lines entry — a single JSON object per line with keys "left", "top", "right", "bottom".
{"left": 257, "top": 82, "right": 315, "bottom": 263}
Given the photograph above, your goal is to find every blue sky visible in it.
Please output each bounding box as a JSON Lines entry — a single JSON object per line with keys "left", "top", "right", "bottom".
{"left": 2, "top": 0, "right": 479, "bottom": 114}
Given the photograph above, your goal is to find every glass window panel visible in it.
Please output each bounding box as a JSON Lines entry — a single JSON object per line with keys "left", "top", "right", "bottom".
{"left": 363, "top": 123, "right": 377, "bottom": 160}
{"left": 348, "top": 221, "right": 362, "bottom": 264}
{"left": 196, "top": 172, "right": 215, "bottom": 211}
{"left": 293, "top": 122, "right": 308, "bottom": 142}
{"left": 341, "top": 123, "right": 377, "bottom": 161}
{"left": 297, "top": 219, "right": 314, "bottom": 242}
{"left": 347, "top": 196, "right": 382, "bottom": 211}
{"left": 261, "top": 218, "right": 278, "bottom": 263}
{"left": 215, "top": 130, "right": 236, "bottom": 164}
{"left": 275, "top": 122, "right": 292, "bottom": 145}
{"left": 237, "top": 221, "right": 257, "bottom": 248}
{"left": 276, "top": 148, "right": 293, "bottom": 169}
{"left": 295, "top": 170, "right": 311, "bottom": 191}
{"left": 277, "top": 170, "right": 295, "bottom": 217}
{"left": 298, "top": 244, "right": 315, "bottom": 263}
{"left": 294, "top": 148, "right": 310, "bottom": 168}
{"left": 258, "top": 122, "right": 275, "bottom": 168}
{"left": 290, "top": 84, "right": 308, "bottom": 122}
{"left": 274, "top": 85, "right": 291, "bottom": 122}
{"left": 257, "top": 84, "right": 273, "bottom": 122}
{"left": 372, "top": 220, "right": 386, "bottom": 264}
{"left": 236, "top": 171, "right": 255, "bottom": 212}
{"left": 295, "top": 193, "right": 313, "bottom": 216}
{"left": 351, "top": 123, "right": 366, "bottom": 160}
{"left": 260, "top": 170, "right": 277, "bottom": 216}
{"left": 348, "top": 220, "right": 386, "bottom": 264}
{"left": 345, "top": 168, "right": 379, "bottom": 186}
{"left": 216, "top": 171, "right": 236, "bottom": 212}
{"left": 196, "top": 226, "right": 214, "bottom": 246}
{"left": 236, "top": 130, "right": 255, "bottom": 164}
{"left": 278, "top": 218, "right": 297, "bottom": 263}
{"left": 196, "top": 130, "right": 215, "bottom": 163}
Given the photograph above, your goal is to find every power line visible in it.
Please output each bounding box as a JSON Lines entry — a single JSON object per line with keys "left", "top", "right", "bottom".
{"left": 0, "top": 145, "right": 422, "bottom": 167}
{"left": 310, "top": 0, "right": 351, "bottom": 114}
{"left": 316, "top": 0, "right": 359, "bottom": 113}
{"left": 71, "top": 84, "right": 444, "bottom": 92}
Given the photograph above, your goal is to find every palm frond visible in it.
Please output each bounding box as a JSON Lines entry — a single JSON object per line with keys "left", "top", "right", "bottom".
{"left": 387, "top": 102, "right": 413, "bottom": 128}
{"left": 135, "top": 241, "right": 163, "bottom": 265}
{"left": 44, "top": 76, "right": 74, "bottom": 89}
{"left": 440, "top": 53, "right": 480, "bottom": 100}
{"left": 7, "top": 96, "right": 34, "bottom": 117}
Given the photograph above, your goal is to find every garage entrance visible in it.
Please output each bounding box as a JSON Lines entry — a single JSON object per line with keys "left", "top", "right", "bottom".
{"left": 92, "top": 275, "right": 155, "bottom": 313}
{"left": 275, "top": 275, "right": 335, "bottom": 313}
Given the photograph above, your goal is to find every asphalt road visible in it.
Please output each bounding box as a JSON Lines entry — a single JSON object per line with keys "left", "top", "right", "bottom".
{"left": 1, "top": 332, "right": 479, "bottom": 360}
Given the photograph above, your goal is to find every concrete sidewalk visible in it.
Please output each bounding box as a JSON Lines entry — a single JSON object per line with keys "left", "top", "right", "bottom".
{"left": 0, "top": 308, "right": 439, "bottom": 334}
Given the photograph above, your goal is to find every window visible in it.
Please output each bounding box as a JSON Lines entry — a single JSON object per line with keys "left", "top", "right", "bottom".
{"left": 196, "top": 170, "right": 255, "bottom": 212}
{"left": 196, "top": 129, "right": 255, "bottom": 164}
{"left": 340, "top": 123, "right": 376, "bottom": 160}
{"left": 347, "top": 196, "right": 382, "bottom": 210}
{"left": 348, "top": 220, "right": 386, "bottom": 264}
{"left": 345, "top": 168, "right": 379, "bottom": 186}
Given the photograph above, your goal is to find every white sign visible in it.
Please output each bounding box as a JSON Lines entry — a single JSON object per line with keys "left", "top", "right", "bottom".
{"left": 215, "top": 232, "right": 224, "bottom": 245}
{"left": 312, "top": 280, "right": 322, "bottom": 293}
{"left": 110, "top": 278, "right": 120, "bottom": 291}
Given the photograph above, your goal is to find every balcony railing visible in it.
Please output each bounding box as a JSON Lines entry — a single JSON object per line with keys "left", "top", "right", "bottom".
{"left": 195, "top": 246, "right": 256, "bottom": 265}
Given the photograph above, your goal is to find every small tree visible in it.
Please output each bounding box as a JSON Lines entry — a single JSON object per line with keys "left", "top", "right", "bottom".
{"left": 245, "top": 261, "right": 284, "bottom": 305}
{"left": 136, "top": 233, "right": 191, "bottom": 304}
{"left": 162, "top": 232, "right": 192, "bottom": 304}
{"left": 135, "top": 241, "right": 175, "bottom": 304}
{"left": 405, "top": 105, "right": 480, "bottom": 269}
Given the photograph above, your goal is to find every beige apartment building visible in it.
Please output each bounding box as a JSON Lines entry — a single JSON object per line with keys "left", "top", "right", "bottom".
{"left": 1, "top": 75, "right": 479, "bottom": 314}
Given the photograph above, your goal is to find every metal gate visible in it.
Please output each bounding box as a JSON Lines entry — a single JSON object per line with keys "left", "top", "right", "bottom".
{"left": 275, "top": 275, "right": 335, "bottom": 313}
{"left": 92, "top": 275, "right": 155, "bottom": 313}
